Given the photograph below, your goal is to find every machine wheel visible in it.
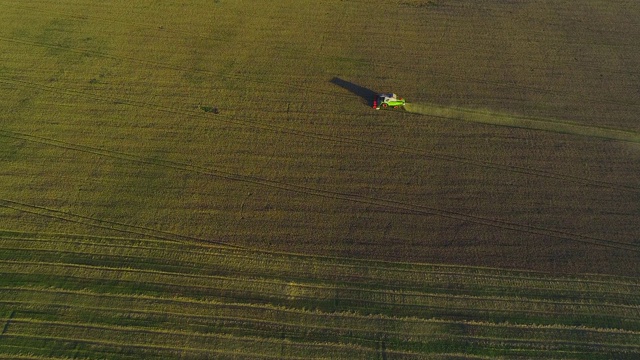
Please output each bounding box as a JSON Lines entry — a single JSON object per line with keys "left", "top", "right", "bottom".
{"left": 381, "top": 103, "right": 388, "bottom": 108}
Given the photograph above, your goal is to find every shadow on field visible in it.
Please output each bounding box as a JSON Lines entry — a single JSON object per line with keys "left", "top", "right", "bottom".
{"left": 330, "top": 77, "right": 377, "bottom": 106}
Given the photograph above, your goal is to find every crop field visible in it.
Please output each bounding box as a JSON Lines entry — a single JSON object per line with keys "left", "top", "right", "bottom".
{"left": 1, "top": 0, "right": 639, "bottom": 358}
{"left": 1, "top": 231, "right": 639, "bottom": 359}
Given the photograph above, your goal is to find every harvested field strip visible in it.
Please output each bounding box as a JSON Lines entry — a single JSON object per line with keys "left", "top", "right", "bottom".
{"left": 3, "top": 291, "right": 640, "bottom": 347}
{"left": 1, "top": 259, "right": 639, "bottom": 327}
{"left": 1, "top": 234, "right": 639, "bottom": 359}
{"left": 2, "top": 128, "right": 639, "bottom": 254}
{"left": 1, "top": 233, "right": 639, "bottom": 303}
{"left": 404, "top": 102, "right": 640, "bottom": 143}
{"left": 2, "top": 297, "right": 639, "bottom": 359}
{"left": 1, "top": 334, "right": 315, "bottom": 360}
{"left": 6, "top": 259, "right": 637, "bottom": 313}
{"left": 2, "top": 234, "right": 639, "bottom": 298}
{"left": 7, "top": 318, "right": 404, "bottom": 360}
{"left": 6, "top": 318, "right": 639, "bottom": 357}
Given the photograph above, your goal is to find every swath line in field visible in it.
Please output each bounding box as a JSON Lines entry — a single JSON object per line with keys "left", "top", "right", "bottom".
{"left": 3, "top": 260, "right": 639, "bottom": 321}
{"left": 0, "top": 128, "right": 638, "bottom": 254}
{"left": 2, "top": 76, "right": 638, "bottom": 196}
{"left": 2, "top": 235, "right": 639, "bottom": 302}
{"left": 4, "top": 296, "right": 639, "bottom": 349}
{"left": 1, "top": 333, "right": 316, "bottom": 360}
{"left": 7, "top": 233, "right": 640, "bottom": 301}
{"left": 4, "top": 286, "right": 639, "bottom": 335}
{"left": 404, "top": 102, "right": 640, "bottom": 144}
{"left": 8, "top": 317, "right": 640, "bottom": 356}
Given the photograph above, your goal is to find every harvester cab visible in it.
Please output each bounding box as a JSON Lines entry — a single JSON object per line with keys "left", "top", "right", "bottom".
{"left": 373, "top": 93, "right": 405, "bottom": 110}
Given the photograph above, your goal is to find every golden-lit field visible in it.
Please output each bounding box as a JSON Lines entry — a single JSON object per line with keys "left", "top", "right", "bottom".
{"left": 1, "top": 0, "right": 639, "bottom": 358}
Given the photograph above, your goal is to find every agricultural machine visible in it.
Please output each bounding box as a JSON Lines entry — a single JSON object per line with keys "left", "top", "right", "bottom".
{"left": 373, "top": 93, "right": 405, "bottom": 110}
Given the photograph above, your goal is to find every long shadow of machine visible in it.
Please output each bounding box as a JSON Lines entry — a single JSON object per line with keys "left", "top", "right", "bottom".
{"left": 330, "top": 77, "right": 377, "bottom": 107}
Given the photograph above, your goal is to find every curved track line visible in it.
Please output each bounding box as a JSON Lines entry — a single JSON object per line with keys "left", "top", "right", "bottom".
{"left": 2, "top": 77, "right": 638, "bottom": 195}
{"left": 0, "top": 199, "right": 243, "bottom": 250}
{"left": 0, "top": 131, "right": 638, "bottom": 253}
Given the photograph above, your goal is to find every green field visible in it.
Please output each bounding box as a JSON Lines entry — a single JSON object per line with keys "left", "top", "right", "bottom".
{"left": 1, "top": 230, "right": 639, "bottom": 359}
{"left": 1, "top": 0, "right": 639, "bottom": 358}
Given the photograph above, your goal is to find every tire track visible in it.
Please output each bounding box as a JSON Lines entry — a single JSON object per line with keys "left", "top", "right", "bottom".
{"left": 2, "top": 241, "right": 638, "bottom": 303}
{"left": 0, "top": 198, "right": 244, "bottom": 250}
{"left": 4, "top": 231, "right": 640, "bottom": 292}
{"left": 5, "top": 233, "right": 640, "bottom": 300}
{"left": 2, "top": 77, "right": 638, "bottom": 195}
{"left": 0, "top": 129, "right": 638, "bottom": 253}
